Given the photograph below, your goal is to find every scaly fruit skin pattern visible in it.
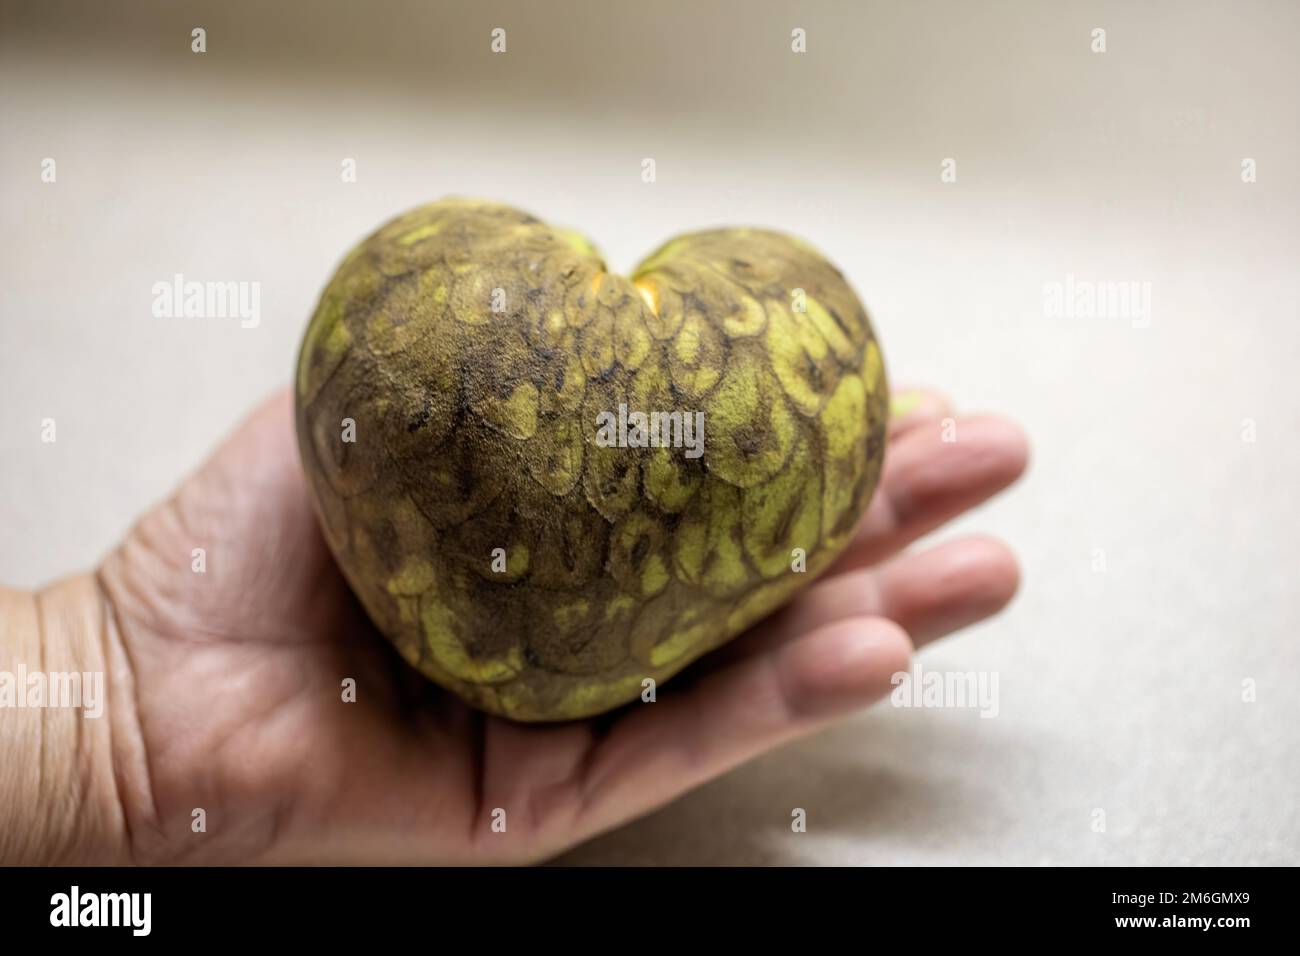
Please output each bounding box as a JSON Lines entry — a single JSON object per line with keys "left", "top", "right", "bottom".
{"left": 295, "top": 199, "right": 888, "bottom": 721}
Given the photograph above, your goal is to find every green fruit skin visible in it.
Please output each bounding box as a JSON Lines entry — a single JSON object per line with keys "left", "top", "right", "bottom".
{"left": 295, "top": 198, "right": 888, "bottom": 721}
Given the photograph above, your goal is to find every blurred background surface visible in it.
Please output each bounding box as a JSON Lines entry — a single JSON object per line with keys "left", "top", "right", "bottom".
{"left": 1, "top": 0, "right": 1297, "bottom": 864}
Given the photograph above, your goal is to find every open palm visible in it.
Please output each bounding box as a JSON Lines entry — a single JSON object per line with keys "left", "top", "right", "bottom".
{"left": 96, "top": 387, "right": 1027, "bottom": 865}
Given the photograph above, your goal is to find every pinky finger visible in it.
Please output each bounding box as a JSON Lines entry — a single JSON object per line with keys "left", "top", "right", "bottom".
{"left": 889, "top": 387, "right": 952, "bottom": 439}
{"left": 575, "top": 616, "right": 912, "bottom": 834}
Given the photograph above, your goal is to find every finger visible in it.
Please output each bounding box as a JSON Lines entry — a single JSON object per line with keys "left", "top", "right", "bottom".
{"left": 701, "top": 534, "right": 1017, "bottom": 674}
{"left": 574, "top": 616, "right": 911, "bottom": 836}
{"left": 835, "top": 414, "right": 1029, "bottom": 572}
{"left": 783, "top": 535, "right": 1020, "bottom": 647}
{"left": 889, "top": 387, "right": 952, "bottom": 438}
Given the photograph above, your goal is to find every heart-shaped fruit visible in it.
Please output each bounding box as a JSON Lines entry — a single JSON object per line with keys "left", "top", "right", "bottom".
{"left": 295, "top": 198, "right": 888, "bottom": 720}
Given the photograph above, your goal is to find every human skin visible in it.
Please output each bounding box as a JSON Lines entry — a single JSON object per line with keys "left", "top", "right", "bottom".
{"left": 0, "top": 386, "right": 1027, "bottom": 865}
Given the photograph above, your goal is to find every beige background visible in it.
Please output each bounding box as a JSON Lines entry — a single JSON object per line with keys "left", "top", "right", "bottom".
{"left": 1, "top": 0, "right": 1297, "bottom": 864}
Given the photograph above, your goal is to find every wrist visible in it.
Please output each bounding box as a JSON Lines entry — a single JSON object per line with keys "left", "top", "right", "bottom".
{"left": 0, "top": 575, "right": 134, "bottom": 864}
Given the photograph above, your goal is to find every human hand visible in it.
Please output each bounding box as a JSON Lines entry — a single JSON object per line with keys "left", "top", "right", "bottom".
{"left": 4, "top": 386, "right": 1026, "bottom": 864}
